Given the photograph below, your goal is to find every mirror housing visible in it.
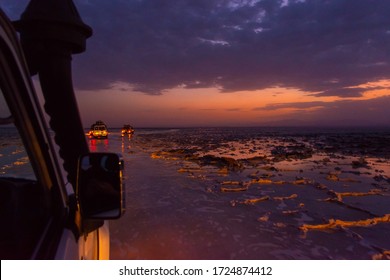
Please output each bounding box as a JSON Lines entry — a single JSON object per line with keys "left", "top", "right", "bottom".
{"left": 77, "top": 153, "right": 125, "bottom": 219}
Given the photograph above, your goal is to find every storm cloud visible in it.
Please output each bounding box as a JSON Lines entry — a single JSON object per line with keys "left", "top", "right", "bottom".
{"left": 3, "top": 0, "right": 390, "bottom": 97}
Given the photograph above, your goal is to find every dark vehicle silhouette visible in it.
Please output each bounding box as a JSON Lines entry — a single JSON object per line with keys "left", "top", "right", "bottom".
{"left": 0, "top": 1, "right": 124, "bottom": 259}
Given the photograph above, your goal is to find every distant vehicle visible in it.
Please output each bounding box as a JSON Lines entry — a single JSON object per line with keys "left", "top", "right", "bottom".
{"left": 89, "top": 120, "right": 109, "bottom": 139}
{"left": 0, "top": 3, "right": 124, "bottom": 260}
{"left": 121, "top": 124, "right": 135, "bottom": 136}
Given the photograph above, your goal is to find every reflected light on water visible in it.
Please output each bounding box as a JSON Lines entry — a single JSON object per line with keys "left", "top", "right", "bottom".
{"left": 89, "top": 139, "right": 109, "bottom": 152}
{"left": 121, "top": 135, "right": 133, "bottom": 153}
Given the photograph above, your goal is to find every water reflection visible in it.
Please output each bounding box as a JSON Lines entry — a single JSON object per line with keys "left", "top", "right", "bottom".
{"left": 109, "top": 128, "right": 390, "bottom": 260}
{"left": 89, "top": 138, "right": 109, "bottom": 152}
{"left": 121, "top": 135, "right": 133, "bottom": 153}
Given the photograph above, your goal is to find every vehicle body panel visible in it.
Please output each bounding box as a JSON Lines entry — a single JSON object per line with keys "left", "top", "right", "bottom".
{"left": 0, "top": 6, "right": 123, "bottom": 260}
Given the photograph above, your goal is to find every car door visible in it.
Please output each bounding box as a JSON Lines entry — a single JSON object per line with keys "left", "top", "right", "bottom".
{"left": 0, "top": 7, "right": 80, "bottom": 259}
{"left": 0, "top": 6, "right": 126, "bottom": 259}
{"left": 0, "top": 7, "right": 108, "bottom": 260}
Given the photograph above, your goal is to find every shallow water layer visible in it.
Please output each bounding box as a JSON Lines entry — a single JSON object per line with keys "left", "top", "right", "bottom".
{"left": 106, "top": 128, "right": 390, "bottom": 260}
{"left": 1, "top": 127, "right": 390, "bottom": 259}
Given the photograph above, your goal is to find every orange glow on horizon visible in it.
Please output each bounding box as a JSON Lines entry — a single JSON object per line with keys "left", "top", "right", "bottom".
{"left": 75, "top": 79, "right": 390, "bottom": 127}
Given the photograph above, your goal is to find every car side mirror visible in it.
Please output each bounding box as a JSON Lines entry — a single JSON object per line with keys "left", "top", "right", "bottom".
{"left": 77, "top": 153, "right": 125, "bottom": 219}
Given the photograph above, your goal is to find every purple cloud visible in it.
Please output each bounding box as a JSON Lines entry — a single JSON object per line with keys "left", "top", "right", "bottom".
{"left": 3, "top": 0, "right": 390, "bottom": 98}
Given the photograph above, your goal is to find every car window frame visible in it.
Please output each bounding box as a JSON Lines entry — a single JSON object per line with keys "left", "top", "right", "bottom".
{"left": 0, "top": 9, "right": 72, "bottom": 259}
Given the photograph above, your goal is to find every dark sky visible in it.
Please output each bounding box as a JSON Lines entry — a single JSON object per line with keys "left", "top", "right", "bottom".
{"left": 2, "top": 0, "right": 390, "bottom": 127}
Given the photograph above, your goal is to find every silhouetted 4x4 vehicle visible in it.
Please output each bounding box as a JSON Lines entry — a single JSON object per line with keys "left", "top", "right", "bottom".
{"left": 0, "top": 2, "right": 124, "bottom": 260}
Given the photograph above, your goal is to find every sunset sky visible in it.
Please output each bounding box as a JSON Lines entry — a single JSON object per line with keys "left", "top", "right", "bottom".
{"left": 2, "top": 0, "right": 390, "bottom": 128}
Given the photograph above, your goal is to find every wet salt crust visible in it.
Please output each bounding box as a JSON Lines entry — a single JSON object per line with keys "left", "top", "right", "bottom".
{"left": 106, "top": 128, "right": 390, "bottom": 259}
